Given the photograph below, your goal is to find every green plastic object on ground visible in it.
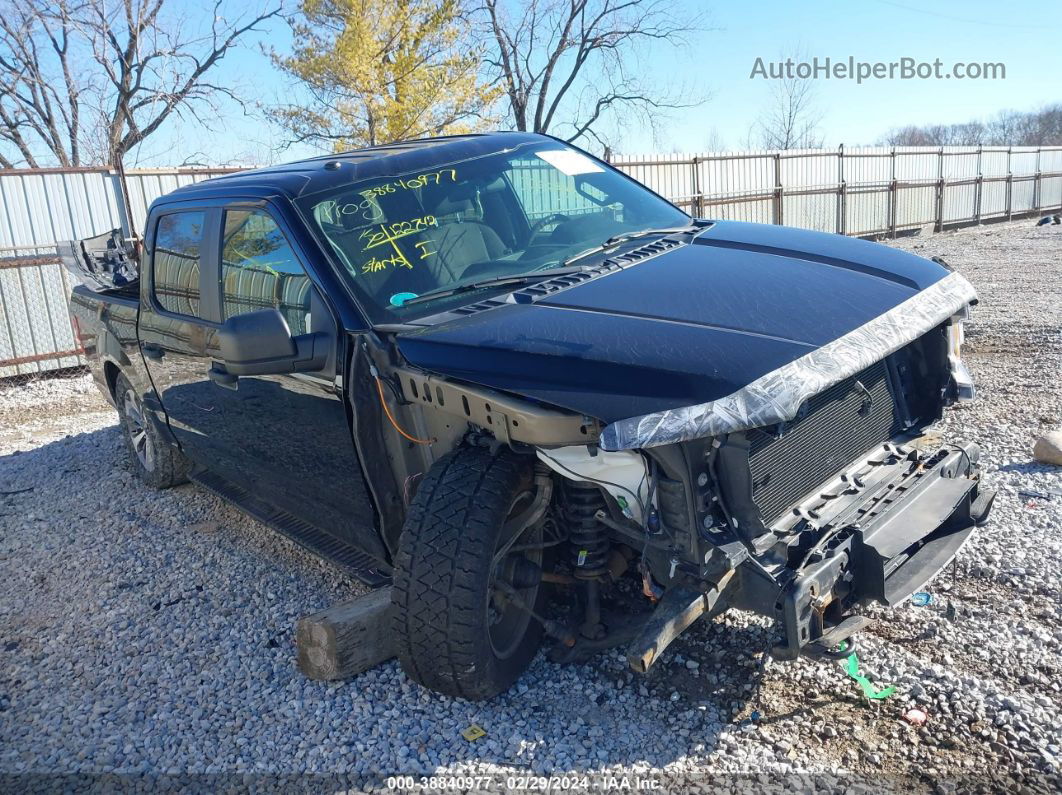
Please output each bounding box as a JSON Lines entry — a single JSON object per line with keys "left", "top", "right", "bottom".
{"left": 843, "top": 650, "right": 896, "bottom": 700}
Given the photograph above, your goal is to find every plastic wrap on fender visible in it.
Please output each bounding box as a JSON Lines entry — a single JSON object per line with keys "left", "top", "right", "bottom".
{"left": 599, "top": 271, "right": 977, "bottom": 451}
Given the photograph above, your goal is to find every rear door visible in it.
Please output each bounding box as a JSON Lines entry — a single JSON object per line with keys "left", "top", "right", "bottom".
{"left": 139, "top": 201, "right": 384, "bottom": 561}
{"left": 137, "top": 206, "right": 220, "bottom": 465}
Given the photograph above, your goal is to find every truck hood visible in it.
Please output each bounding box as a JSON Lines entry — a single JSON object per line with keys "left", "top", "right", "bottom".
{"left": 394, "top": 221, "right": 976, "bottom": 443}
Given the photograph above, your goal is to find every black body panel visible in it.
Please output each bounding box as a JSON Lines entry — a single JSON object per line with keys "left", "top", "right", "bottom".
{"left": 397, "top": 301, "right": 816, "bottom": 422}
{"left": 192, "top": 469, "right": 389, "bottom": 586}
{"left": 396, "top": 221, "right": 951, "bottom": 424}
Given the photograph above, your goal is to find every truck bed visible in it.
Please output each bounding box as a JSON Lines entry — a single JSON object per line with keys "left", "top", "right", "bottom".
{"left": 68, "top": 283, "right": 140, "bottom": 402}
{"left": 59, "top": 228, "right": 139, "bottom": 293}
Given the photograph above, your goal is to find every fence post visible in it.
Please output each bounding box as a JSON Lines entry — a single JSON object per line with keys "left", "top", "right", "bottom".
{"left": 1033, "top": 148, "right": 1042, "bottom": 212}
{"left": 691, "top": 156, "right": 703, "bottom": 217}
{"left": 772, "top": 153, "right": 783, "bottom": 226}
{"left": 837, "top": 144, "right": 846, "bottom": 235}
{"left": 112, "top": 156, "right": 137, "bottom": 241}
{"left": 1006, "top": 146, "right": 1013, "bottom": 221}
{"left": 888, "top": 146, "right": 897, "bottom": 238}
{"left": 973, "top": 145, "right": 983, "bottom": 224}
{"left": 934, "top": 146, "right": 945, "bottom": 232}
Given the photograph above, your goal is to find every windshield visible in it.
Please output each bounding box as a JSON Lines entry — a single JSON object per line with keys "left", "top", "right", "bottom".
{"left": 296, "top": 141, "right": 688, "bottom": 322}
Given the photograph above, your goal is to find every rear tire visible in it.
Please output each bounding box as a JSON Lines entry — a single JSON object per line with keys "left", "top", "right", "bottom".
{"left": 114, "top": 372, "right": 189, "bottom": 489}
{"left": 392, "top": 446, "right": 545, "bottom": 700}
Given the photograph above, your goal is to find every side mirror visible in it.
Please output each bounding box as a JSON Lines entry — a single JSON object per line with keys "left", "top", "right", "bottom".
{"left": 215, "top": 308, "right": 328, "bottom": 379}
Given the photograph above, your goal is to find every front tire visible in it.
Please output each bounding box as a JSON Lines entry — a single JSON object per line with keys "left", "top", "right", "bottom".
{"left": 114, "top": 373, "right": 189, "bottom": 489}
{"left": 392, "top": 446, "right": 545, "bottom": 700}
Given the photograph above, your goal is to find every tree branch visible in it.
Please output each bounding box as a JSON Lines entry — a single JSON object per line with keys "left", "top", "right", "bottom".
{"left": 479, "top": 0, "right": 707, "bottom": 149}
{"left": 0, "top": 0, "right": 280, "bottom": 167}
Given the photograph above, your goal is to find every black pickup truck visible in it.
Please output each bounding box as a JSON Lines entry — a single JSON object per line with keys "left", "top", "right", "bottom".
{"left": 65, "top": 132, "right": 993, "bottom": 699}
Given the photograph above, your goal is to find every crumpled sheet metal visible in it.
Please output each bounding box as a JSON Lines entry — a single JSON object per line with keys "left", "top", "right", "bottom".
{"left": 600, "top": 271, "right": 977, "bottom": 451}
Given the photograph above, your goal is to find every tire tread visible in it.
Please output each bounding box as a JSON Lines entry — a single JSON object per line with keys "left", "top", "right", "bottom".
{"left": 391, "top": 446, "right": 539, "bottom": 700}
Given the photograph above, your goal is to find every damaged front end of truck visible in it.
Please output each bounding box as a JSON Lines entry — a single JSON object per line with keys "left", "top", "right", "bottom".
{"left": 593, "top": 269, "right": 995, "bottom": 666}
{"left": 374, "top": 233, "right": 994, "bottom": 677}
{"left": 61, "top": 131, "right": 995, "bottom": 700}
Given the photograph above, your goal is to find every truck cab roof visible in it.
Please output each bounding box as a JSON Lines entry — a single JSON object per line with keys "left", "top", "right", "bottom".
{"left": 163, "top": 131, "right": 549, "bottom": 205}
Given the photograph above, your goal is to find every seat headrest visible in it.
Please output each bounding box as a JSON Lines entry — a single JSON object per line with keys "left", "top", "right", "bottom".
{"left": 422, "top": 181, "right": 477, "bottom": 217}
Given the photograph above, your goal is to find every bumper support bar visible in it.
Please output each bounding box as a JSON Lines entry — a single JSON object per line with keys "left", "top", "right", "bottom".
{"left": 773, "top": 445, "right": 995, "bottom": 660}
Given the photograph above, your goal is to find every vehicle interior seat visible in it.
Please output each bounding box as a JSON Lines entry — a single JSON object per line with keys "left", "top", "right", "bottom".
{"left": 312, "top": 180, "right": 511, "bottom": 306}
{"left": 419, "top": 182, "right": 508, "bottom": 284}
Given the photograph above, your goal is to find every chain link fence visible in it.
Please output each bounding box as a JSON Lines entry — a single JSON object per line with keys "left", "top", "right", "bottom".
{"left": 0, "top": 248, "right": 86, "bottom": 388}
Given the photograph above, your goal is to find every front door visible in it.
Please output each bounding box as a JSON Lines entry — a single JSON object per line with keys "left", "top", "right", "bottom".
{"left": 138, "top": 203, "right": 384, "bottom": 562}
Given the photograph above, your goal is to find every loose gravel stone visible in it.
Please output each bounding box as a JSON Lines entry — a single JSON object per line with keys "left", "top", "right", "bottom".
{"left": 1033, "top": 431, "right": 1062, "bottom": 466}
{"left": 0, "top": 220, "right": 1060, "bottom": 792}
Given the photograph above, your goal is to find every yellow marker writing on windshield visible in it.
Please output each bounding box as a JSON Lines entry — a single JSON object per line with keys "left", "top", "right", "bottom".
{"left": 361, "top": 169, "right": 457, "bottom": 198}
{"left": 362, "top": 253, "right": 412, "bottom": 273}
{"left": 360, "top": 216, "right": 438, "bottom": 251}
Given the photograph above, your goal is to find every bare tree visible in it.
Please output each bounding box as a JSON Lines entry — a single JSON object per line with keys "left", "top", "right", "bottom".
{"left": 949, "top": 121, "right": 986, "bottom": 146}
{"left": 750, "top": 56, "right": 822, "bottom": 150}
{"left": 480, "top": 0, "right": 706, "bottom": 150}
{"left": 882, "top": 104, "right": 1062, "bottom": 147}
{"left": 702, "top": 126, "right": 725, "bottom": 152}
{"left": 882, "top": 125, "right": 941, "bottom": 147}
{"left": 0, "top": 1, "right": 81, "bottom": 167}
{"left": 0, "top": 0, "right": 280, "bottom": 168}
{"left": 985, "top": 110, "right": 1025, "bottom": 145}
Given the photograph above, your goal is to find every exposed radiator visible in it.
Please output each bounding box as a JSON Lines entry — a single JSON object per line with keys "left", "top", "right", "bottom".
{"left": 748, "top": 360, "right": 898, "bottom": 526}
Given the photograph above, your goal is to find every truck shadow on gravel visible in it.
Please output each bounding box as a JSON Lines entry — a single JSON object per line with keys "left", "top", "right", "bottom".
{"left": 0, "top": 421, "right": 356, "bottom": 621}
{"left": 996, "top": 460, "right": 1060, "bottom": 476}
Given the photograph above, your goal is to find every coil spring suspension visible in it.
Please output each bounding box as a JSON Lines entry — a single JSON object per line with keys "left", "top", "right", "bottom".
{"left": 563, "top": 480, "right": 609, "bottom": 579}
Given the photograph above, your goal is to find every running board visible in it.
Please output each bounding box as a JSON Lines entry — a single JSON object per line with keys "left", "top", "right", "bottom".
{"left": 191, "top": 470, "right": 390, "bottom": 587}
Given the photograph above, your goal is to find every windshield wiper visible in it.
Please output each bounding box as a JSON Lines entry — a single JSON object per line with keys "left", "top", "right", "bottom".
{"left": 561, "top": 223, "right": 706, "bottom": 268}
{"left": 398, "top": 265, "right": 594, "bottom": 308}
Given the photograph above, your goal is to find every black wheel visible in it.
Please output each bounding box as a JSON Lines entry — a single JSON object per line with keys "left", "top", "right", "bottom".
{"left": 114, "top": 373, "right": 190, "bottom": 489}
{"left": 392, "top": 446, "right": 547, "bottom": 700}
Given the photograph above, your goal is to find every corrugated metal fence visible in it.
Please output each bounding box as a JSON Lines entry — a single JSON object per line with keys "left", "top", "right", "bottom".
{"left": 0, "top": 166, "right": 239, "bottom": 378}
{"left": 3, "top": 146, "right": 1061, "bottom": 379}
{"left": 610, "top": 145, "right": 1062, "bottom": 236}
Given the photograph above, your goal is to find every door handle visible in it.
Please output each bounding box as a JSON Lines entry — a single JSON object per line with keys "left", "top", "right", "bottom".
{"left": 208, "top": 363, "right": 239, "bottom": 390}
{"left": 142, "top": 342, "right": 165, "bottom": 360}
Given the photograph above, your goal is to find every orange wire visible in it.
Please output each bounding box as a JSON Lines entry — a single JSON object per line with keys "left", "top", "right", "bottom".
{"left": 375, "top": 376, "right": 435, "bottom": 445}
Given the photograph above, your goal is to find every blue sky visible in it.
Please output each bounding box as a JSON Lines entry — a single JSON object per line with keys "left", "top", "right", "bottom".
{"left": 134, "top": 0, "right": 1062, "bottom": 166}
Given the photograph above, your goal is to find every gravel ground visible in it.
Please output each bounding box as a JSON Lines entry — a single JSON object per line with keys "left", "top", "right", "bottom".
{"left": 1, "top": 220, "right": 1060, "bottom": 792}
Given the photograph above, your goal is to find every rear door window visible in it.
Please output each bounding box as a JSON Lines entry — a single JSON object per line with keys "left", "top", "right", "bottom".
{"left": 153, "top": 211, "right": 206, "bottom": 317}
